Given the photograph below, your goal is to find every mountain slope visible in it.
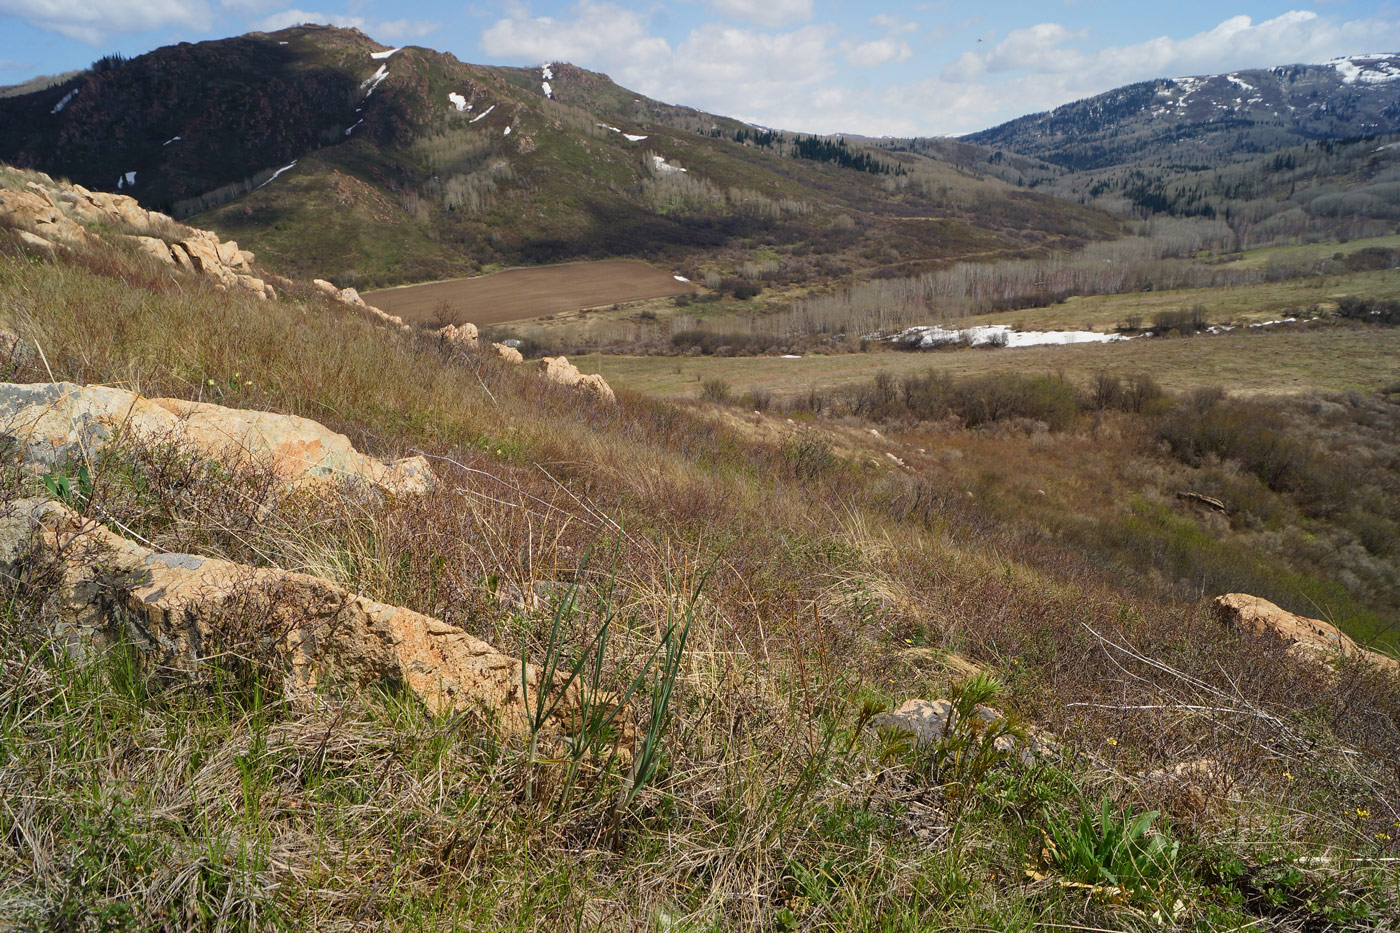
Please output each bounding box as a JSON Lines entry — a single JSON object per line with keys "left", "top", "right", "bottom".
{"left": 0, "top": 26, "right": 1115, "bottom": 286}
{"left": 969, "top": 55, "right": 1400, "bottom": 171}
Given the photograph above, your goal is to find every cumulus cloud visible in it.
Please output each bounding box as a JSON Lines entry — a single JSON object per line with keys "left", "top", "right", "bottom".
{"left": 481, "top": 2, "right": 830, "bottom": 119}
{"left": 480, "top": 2, "right": 666, "bottom": 64}
{"left": 845, "top": 37, "right": 912, "bottom": 68}
{"left": 705, "top": 0, "right": 812, "bottom": 29}
{"left": 0, "top": 0, "right": 211, "bottom": 43}
{"left": 255, "top": 8, "right": 435, "bottom": 41}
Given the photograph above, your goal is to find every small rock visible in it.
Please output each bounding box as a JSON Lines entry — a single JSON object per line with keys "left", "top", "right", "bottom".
{"left": 492, "top": 343, "right": 524, "bottom": 364}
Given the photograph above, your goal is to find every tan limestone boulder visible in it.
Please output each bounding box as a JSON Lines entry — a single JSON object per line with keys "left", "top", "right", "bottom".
{"left": 437, "top": 322, "right": 479, "bottom": 349}
{"left": 126, "top": 235, "right": 175, "bottom": 264}
{"left": 337, "top": 287, "right": 367, "bottom": 308}
{"left": 0, "top": 382, "right": 433, "bottom": 495}
{"left": 232, "top": 275, "right": 269, "bottom": 298}
{"left": 0, "top": 188, "right": 87, "bottom": 244}
{"left": 15, "top": 230, "right": 56, "bottom": 253}
{"left": 0, "top": 498, "right": 630, "bottom": 748}
{"left": 1213, "top": 593, "right": 1398, "bottom": 673}
{"left": 492, "top": 343, "right": 523, "bottom": 364}
{"left": 538, "top": 355, "right": 615, "bottom": 401}
{"left": 173, "top": 237, "right": 225, "bottom": 276}
{"left": 312, "top": 279, "right": 341, "bottom": 298}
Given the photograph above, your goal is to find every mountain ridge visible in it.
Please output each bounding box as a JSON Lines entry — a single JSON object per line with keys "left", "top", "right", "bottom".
{"left": 967, "top": 54, "right": 1400, "bottom": 171}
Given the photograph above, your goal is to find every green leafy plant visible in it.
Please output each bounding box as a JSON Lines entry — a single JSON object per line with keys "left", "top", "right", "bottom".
{"left": 1042, "top": 794, "right": 1180, "bottom": 893}
{"left": 41, "top": 463, "right": 93, "bottom": 509}
{"left": 928, "top": 672, "right": 1026, "bottom": 805}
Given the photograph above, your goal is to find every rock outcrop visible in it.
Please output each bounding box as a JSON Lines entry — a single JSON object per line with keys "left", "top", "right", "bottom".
{"left": 1213, "top": 593, "right": 1398, "bottom": 673}
{"left": 2, "top": 175, "right": 272, "bottom": 298}
{"left": 0, "top": 382, "right": 433, "bottom": 495}
{"left": 538, "top": 355, "right": 616, "bottom": 402}
{"left": 0, "top": 497, "right": 629, "bottom": 746}
{"left": 313, "top": 279, "right": 411, "bottom": 332}
{"left": 0, "top": 185, "right": 88, "bottom": 245}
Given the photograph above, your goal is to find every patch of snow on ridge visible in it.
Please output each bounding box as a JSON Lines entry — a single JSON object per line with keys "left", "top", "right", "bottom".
{"left": 541, "top": 81, "right": 552, "bottom": 98}
{"left": 541, "top": 63, "right": 554, "bottom": 80}
{"left": 370, "top": 47, "right": 400, "bottom": 60}
{"left": 51, "top": 89, "right": 77, "bottom": 114}
{"left": 448, "top": 92, "right": 468, "bottom": 112}
{"left": 345, "top": 119, "right": 363, "bottom": 136}
{"left": 889, "top": 324, "right": 1127, "bottom": 350}
{"left": 504, "top": 126, "right": 512, "bottom": 136}
{"left": 256, "top": 161, "right": 298, "bottom": 190}
{"left": 116, "top": 172, "right": 136, "bottom": 190}
{"left": 650, "top": 154, "right": 686, "bottom": 174}
{"left": 361, "top": 65, "right": 389, "bottom": 95}
{"left": 673, "top": 275, "right": 690, "bottom": 282}
{"left": 1328, "top": 55, "right": 1400, "bottom": 85}
{"left": 624, "top": 133, "right": 647, "bottom": 141}
{"left": 163, "top": 136, "right": 181, "bottom": 145}
{"left": 470, "top": 104, "right": 495, "bottom": 123}
{"left": 1226, "top": 74, "right": 1255, "bottom": 92}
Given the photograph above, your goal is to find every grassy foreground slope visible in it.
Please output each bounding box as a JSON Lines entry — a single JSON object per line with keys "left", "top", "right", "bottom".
{"left": 0, "top": 228, "right": 1397, "bottom": 929}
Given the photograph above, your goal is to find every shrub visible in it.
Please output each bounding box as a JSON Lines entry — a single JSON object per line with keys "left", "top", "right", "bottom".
{"left": 699, "top": 378, "right": 732, "bottom": 403}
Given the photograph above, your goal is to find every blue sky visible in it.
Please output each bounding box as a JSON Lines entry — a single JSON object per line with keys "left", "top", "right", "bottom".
{"left": 2, "top": 1, "right": 1399, "bottom": 134}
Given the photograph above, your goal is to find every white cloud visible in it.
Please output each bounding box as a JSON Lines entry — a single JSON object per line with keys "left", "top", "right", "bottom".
{"left": 705, "top": 0, "right": 812, "bottom": 29}
{"left": 481, "top": 3, "right": 830, "bottom": 118}
{"left": 983, "top": 23, "right": 1087, "bottom": 73}
{"left": 845, "top": 37, "right": 912, "bottom": 68}
{"left": 869, "top": 14, "right": 917, "bottom": 36}
{"left": 480, "top": 2, "right": 665, "bottom": 64}
{"left": 255, "top": 8, "right": 435, "bottom": 41}
{"left": 0, "top": 0, "right": 211, "bottom": 43}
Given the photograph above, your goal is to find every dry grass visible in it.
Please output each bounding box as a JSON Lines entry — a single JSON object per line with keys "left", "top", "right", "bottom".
{"left": 0, "top": 231, "right": 1398, "bottom": 929}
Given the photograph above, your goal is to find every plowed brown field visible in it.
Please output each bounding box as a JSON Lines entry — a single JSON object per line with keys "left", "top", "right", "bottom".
{"left": 364, "top": 260, "right": 694, "bottom": 326}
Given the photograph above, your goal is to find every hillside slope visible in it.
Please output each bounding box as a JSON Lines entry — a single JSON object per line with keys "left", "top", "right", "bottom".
{"left": 0, "top": 164, "right": 1397, "bottom": 930}
{"left": 0, "top": 25, "right": 1115, "bottom": 286}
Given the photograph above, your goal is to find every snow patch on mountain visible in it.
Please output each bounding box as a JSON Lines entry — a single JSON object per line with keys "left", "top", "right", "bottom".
{"left": 50, "top": 89, "right": 77, "bottom": 114}
{"left": 650, "top": 155, "right": 686, "bottom": 174}
{"left": 1327, "top": 54, "right": 1400, "bottom": 85}
{"left": 360, "top": 65, "right": 389, "bottom": 96}
{"left": 370, "top": 47, "right": 400, "bottom": 60}
{"left": 256, "top": 161, "right": 298, "bottom": 190}
{"left": 470, "top": 104, "right": 495, "bottom": 123}
{"left": 448, "top": 92, "right": 468, "bottom": 112}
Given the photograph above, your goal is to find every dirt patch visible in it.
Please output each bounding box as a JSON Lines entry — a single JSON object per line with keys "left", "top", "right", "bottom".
{"left": 364, "top": 260, "right": 695, "bottom": 327}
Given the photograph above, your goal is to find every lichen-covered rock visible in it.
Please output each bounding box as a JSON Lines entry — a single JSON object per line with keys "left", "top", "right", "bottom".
{"left": 1213, "top": 593, "right": 1398, "bottom": 673}
{"left": 0, "top": 498, "right": 631, "bottom": 748}
{"left": 0, "top": 382, "right": 433, "bottom": 495}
